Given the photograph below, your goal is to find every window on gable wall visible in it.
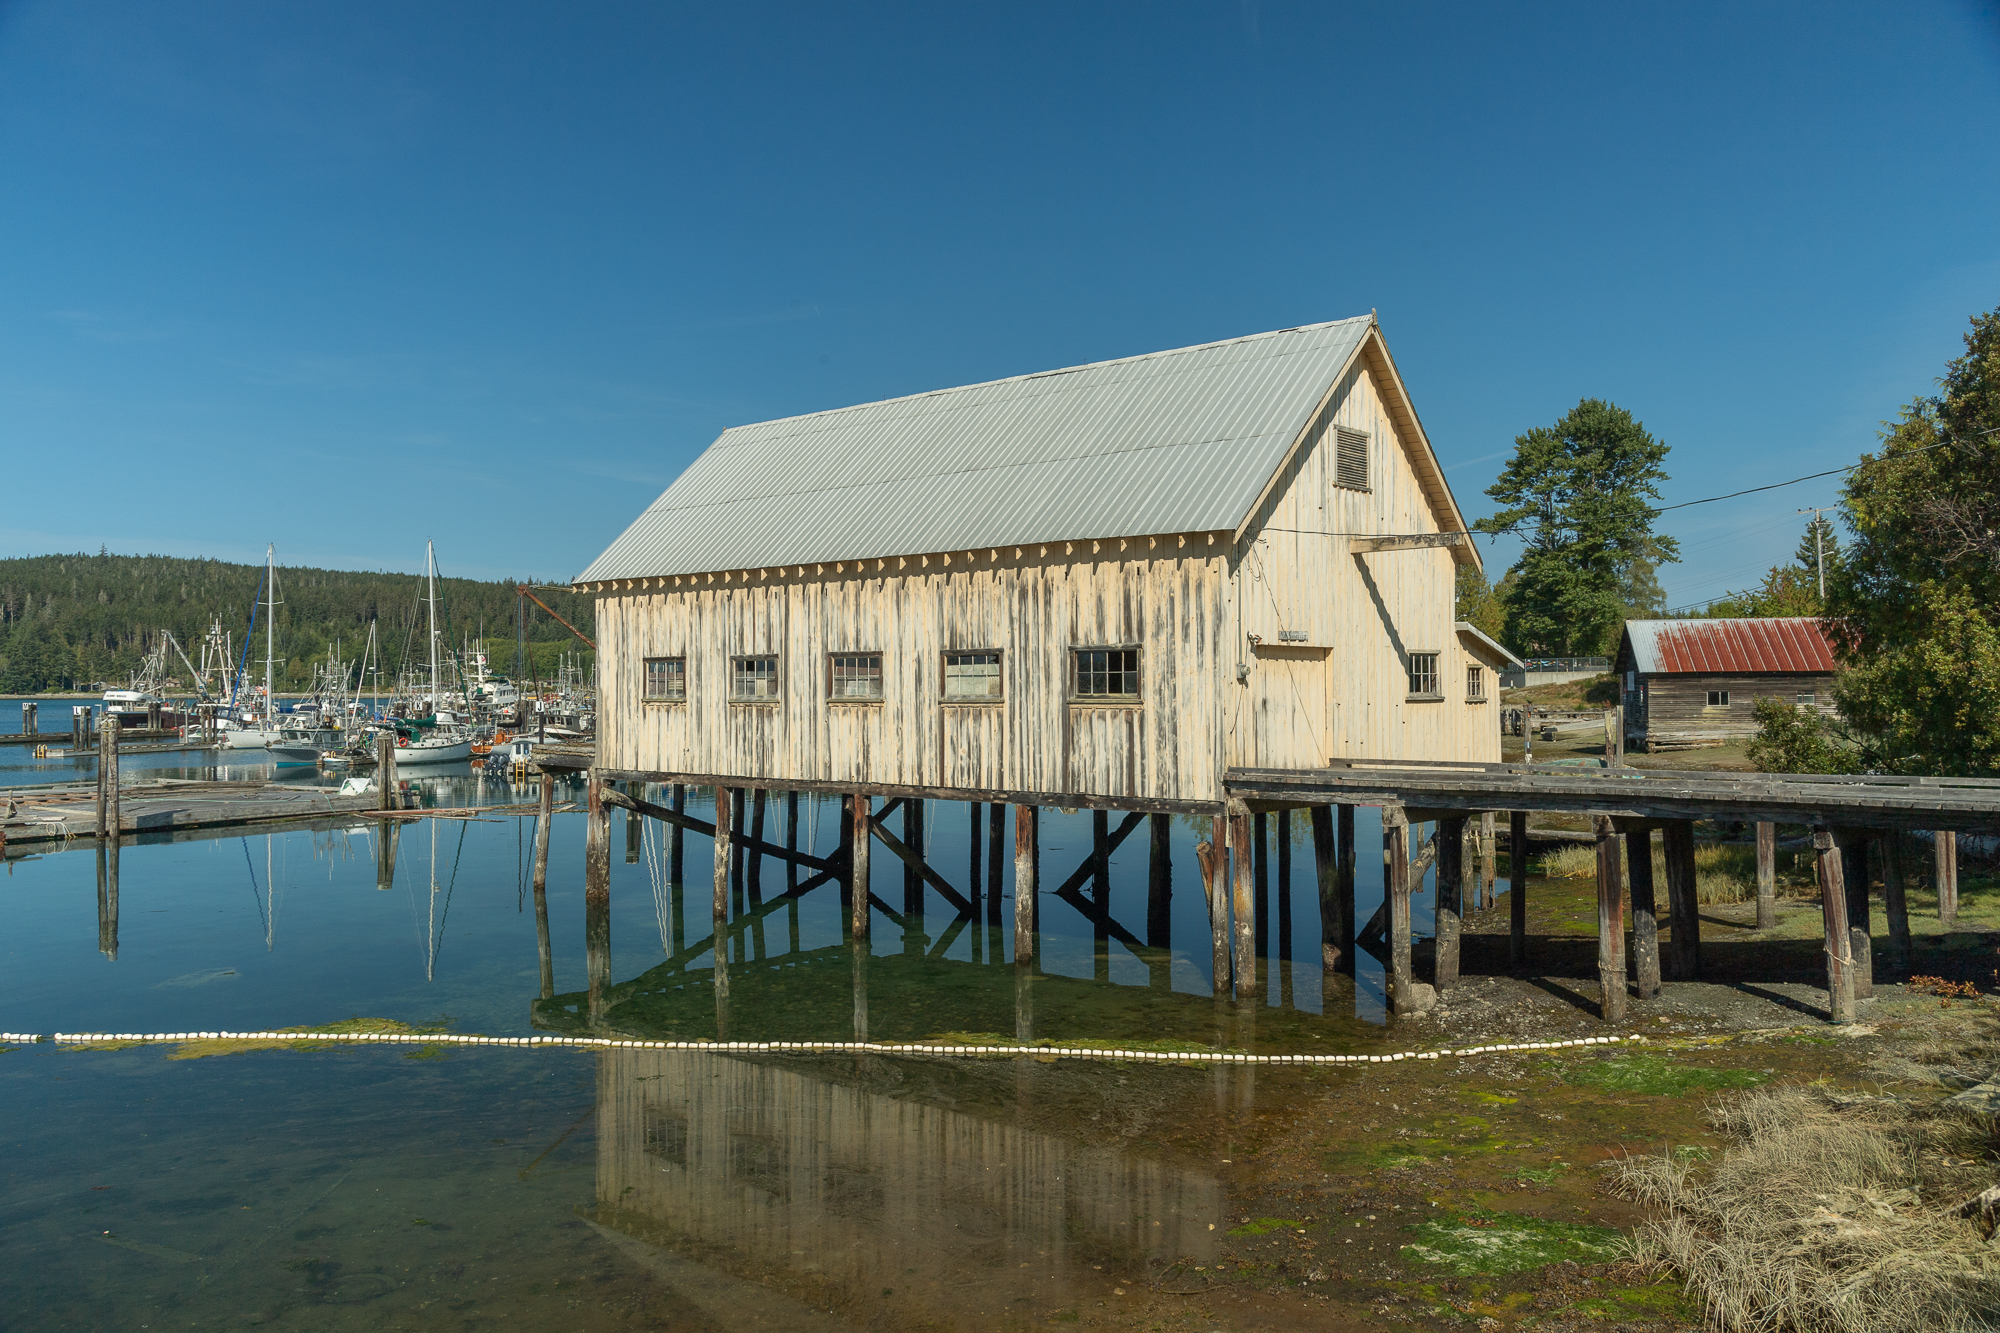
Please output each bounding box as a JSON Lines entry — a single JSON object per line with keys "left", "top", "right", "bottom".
{"left": 1466, "top": 664, "right": 1485, "bottom": 701}
{"left": 1407, "top": 652, "right": 1440, "bottom": 698}
{"left": 1334, "top": 427, "right": 1370, "bottom": 491}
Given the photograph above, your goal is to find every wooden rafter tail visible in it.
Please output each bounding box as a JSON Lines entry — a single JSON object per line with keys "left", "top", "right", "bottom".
{"left": 1349, "top": 531, "right": 1467, "bottom": 554}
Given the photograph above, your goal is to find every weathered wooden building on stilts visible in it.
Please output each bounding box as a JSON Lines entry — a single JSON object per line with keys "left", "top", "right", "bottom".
{"left": 560, "top": 315, "right": 1514, "bottom": 1005}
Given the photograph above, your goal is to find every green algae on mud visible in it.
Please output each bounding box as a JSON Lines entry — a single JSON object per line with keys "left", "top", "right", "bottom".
{"left": 1548, "top": 1051, "right": 1769, "bottom": 1096}
{"left": 59, "top": 1016, "right": 459, "bottom": 1061}
{"left": 1402, "top": 1206, "right": 1622, "bottom": 1275}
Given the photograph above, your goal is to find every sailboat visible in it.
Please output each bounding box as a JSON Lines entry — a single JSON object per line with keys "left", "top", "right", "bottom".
{"left": 221, "top": 545, "right": 284, "bottom": 750}
{"left": 391, "top": 542, "right": 473, "bottom": 765}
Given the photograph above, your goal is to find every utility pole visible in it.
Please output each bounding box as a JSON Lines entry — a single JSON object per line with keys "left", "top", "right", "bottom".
{"left": 1797, "top": 507, "right": 1837, "bottom": 600}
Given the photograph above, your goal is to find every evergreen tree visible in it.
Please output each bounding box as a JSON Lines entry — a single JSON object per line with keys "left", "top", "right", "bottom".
{"left": 1473, "top": 399, "right": 1678, "bottom": 656}
{"left": 1828, "top": 307, "right": 2000, "bottom": 774}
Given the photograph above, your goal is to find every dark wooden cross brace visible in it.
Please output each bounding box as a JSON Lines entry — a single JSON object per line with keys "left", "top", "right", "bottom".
{"left": 600, "top": 786, "right": 844, "bottom": 874}
{"left": 1354, "top": 827, "right": 1438, "bottom": 949}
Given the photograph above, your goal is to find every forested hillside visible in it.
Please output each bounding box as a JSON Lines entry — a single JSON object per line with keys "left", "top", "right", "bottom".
{"left": 0, "top": 551, "right": 596, "bottom": 693}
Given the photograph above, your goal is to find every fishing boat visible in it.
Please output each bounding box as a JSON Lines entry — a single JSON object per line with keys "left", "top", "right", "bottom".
{"left": 220, "top": 546, "right": 285, "bottom": 750}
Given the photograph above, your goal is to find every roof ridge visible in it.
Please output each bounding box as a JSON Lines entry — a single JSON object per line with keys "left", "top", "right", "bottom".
{"left": 710, "top": 315, "right": 1375, "bottom": 436}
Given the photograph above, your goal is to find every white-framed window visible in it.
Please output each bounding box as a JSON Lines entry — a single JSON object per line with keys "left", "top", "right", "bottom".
{"left": 731, "top": 655, "right": 780, "bottom": 701}
{"left": 943, "top": 650, "right": 1002, "bottom": 701}
{"left": 1707, "top": 690, "right": 1730, "bottom": 707}
{"left": 828, "top": 653, "right": 883, "bottom": 701}
{"left": 1407, "top": 652, "right": 1441, "bottom": 699}
{"left": 643, "top": 656, "right": 686, "bottom": 701}
{"left": 1797, "top": 693, "right": 1816, "bottom": 706}
{"left": 1466, "top": 664, "right": 1486, "bottom": 701}
{"left": 1072, "top": 648, "right": 1140, "bottom": 700}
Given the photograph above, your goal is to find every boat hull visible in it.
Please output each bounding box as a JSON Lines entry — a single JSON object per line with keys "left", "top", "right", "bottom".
{"left": 394, "top": 737, "right": 472, "bottom": 765}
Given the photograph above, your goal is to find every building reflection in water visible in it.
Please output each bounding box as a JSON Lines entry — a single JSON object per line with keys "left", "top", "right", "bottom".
{"left": 590, "top": 1047, "right": 1222, "bottom": 1319}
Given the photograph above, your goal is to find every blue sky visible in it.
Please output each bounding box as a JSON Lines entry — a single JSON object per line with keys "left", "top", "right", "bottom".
{"left": 2, "top": 1, "right": 1996, "bottom": 603}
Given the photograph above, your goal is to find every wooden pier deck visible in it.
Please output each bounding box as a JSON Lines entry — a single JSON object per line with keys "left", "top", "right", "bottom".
{"left": 1, "top": 778, "right": 377, "bottom": 848}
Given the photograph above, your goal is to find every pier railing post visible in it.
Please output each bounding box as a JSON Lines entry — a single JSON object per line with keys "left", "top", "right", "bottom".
{"left": 1384, "top": 805, "right": 1416, "bottom": 1015}
{"left": 1815, "top": 825, "right": 1856, "bottom": 1023}
{"left": 1196, "top": 819, "right": 1228, "bottom": 997}
{"left": 1594, "top": 815, "right": 1628, "bottom": 1022}
{"left": 1755, "top": 821, "right": 1777, "bottom": 929}
{"left": 1435, "top": 815, "right": 1465, "bottom": 989}
{"left": 1624, "top": 823, "right": 1661, "bottom": 1000}
{"left": 1506, "top": 810, "right": 1529, "bottom": 970}
{"left": 1229, "top": 801, "right": 1257, "bottom": 1000}
{"left": 1012, "top": 804, "right": 1036, "bottom": 964}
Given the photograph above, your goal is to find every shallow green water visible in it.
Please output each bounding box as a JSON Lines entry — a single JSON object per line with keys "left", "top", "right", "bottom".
{"left": 0, "top": 758, "right": 1444, "bottom": 1329}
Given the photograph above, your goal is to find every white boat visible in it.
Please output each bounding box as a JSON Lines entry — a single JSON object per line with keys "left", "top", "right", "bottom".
{"left": 221, "top": 722, "right": 279, "bottom": 750}
{"left": 389, "top": 542, "right": 473, "bottom": 766}
{"left": 394, "top": 732, "right": 472, "bottom": 765}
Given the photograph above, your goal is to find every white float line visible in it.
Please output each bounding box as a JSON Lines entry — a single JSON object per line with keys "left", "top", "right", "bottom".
{"left": 6, "top": 1031, "right": 1643, "bottom": 1062}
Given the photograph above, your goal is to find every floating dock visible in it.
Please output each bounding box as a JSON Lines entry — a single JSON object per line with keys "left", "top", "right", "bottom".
{"left": 1, "top": 778, "right": 378, "bottom": 847}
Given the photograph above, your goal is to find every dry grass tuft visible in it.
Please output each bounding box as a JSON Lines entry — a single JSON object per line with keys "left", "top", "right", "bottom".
{"left": 1535, "top": 841, "right": 1803, "bottom": 905}
{"left": 1617, "top": 1083, "right": 2000, "bottom": 1332}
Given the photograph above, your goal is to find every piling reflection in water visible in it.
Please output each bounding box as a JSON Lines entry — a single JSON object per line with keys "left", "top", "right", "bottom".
{"left": 590, "top": 1047, "right": 1222, "bottom": 1318}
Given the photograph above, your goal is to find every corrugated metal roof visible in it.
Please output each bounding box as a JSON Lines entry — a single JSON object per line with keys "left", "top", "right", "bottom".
{"left": 577, "top": 317, "right": 1384, "bottom": 583}
{"left": 1624, "top": 619, "right": 1838, "bottom": 675}
{"left": 1456, "top": 622, "right": 1524, "bottom": 669}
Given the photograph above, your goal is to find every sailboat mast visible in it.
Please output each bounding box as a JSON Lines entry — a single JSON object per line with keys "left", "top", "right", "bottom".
{"left": 264, "top": 544, "right": 275, "bottom": 728}
{"left": 426, "top": 541, "right": 440, "bottom": 715}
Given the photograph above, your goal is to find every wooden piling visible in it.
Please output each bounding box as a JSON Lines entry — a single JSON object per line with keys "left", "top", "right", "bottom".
{"left": 1625, "top": 825, "right": 1661, "bottom": 1000}
{"left": 851, "top": 934, "right": 869, "bottom": 1040}
{"left": 1937, "top": 831, "right": 1958, "bottom": 925}
{"left": 1478, "top": 811, "right": 1496, "bottom": 911}
{"left": 1755, "top": 821, "right": 1777, "bottom": 929}
{"left": 850, "top": 795, "right": 872, "bottom": 942}
{"left": 1883, "top": 835, "right": 1911, "bottom": 976}
{"left": 748, "top": 788, "right": 767, "bottom": 905}
{"left": 986, "top": 803, "right": 1005, "bottom": 929}
{"left": 1310, "top": 805, "right": 1344, "bottom": 975}
{"left": 1509, "top": 810, "right": 1528, "bottom": 969}
{"left": 625, "top": 780, "right": 643, "bottom": 863}
{"left": 1840, "top": 830, "right": 1873, "bottom": 1000}
{"left": 669, "top": 784, "right": 685, "bottom": 890}
{"left": 1662, "top": 819, "right": 1700, "bottom": 980}
{"left": 1385, "top": 806, "right": 1415, "bottom": 1014}
{"left": 1252, "top": 810, "right": 1269, "bottom": 959}
{"left": 1594, "top": 815, "right": 1628, "bottom": 1022}
{"left": 1092, "top": 809, "right": 1111, "bottom": 982}
{"left": 968, "top": 801, "right": 984, "bottom": 922}
{"left": 785, "top": 790, "right": 799, "bottom": 894}
{"left": 1814, "top": 826, "right": 1856, "bottom": 1023}
{"left": 1012, "top": 804, "right": 1036, "bottom": 963}
{"left": 378, "top": 735, "right": 399, "bottom": 811}
{"left": 585, "top": 777, "right": 611, "bottom": 1023}
{"left": 1147, "top": 812, "right": 1172, "bottom": 949}
{"left": 1277, "top": 809, "right": 1295, "bottom": 1007}
{"left": 1229, "top": 801, "right": 1257, "bottom": 1000}
{"left": 97, "top": 841, "right": 119, "bottom": 960}
{"left": 713, "top": 786, "right": 734, "bottom": 999}
{"left": 1196, "top": 820, "right": 1229, "bottom": 997}
{"left": 1337, "top": 804, "right": 1356, "bottom": 972}
{"left": 530, "top": 769, "right": 553, "bottom": 901}
{"left": 533, "top": 813, "right": 554, "bottom": 1000}
{"left": 98, "top": 718, "right": 120, "bottom": 840}
{"left": 903, "top": 799, "right": 924, "bottom": 927}
{"left": 1435, "top": 815, "right": 1465, "bottom": 989}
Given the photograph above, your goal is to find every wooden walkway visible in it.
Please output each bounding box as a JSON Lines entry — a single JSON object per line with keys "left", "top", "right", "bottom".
{"left": 2, "top": 779, "right": 376, "bottom": 847}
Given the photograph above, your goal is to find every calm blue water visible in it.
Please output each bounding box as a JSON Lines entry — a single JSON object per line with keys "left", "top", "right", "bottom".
{"left": 0, "top": 707, "right": 1451, "bottom": 1330}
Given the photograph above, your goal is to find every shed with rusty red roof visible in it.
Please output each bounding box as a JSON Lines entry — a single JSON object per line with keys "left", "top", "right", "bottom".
{"left": 1613, "top": 618, "right": 1840, "bottom": 751}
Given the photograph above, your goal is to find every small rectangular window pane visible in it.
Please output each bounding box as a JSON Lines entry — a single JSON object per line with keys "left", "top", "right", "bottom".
{"left": 1707, "top": 690, "right": 1730, "bottom": 707}
{"left": 1796, "top": 693, "right": 1815, "bottom": 706}
{"left": 1407, "top": 652, "right": 1439, "bottom": 697}
{"left": 1073, "top": 648, "right": 1139, "bottom": 698}
{"left": 944, "top": 651, "right": 1002, "bottom": 700}
{"left": 1466, "top": 665, "right": 1485, "bottom": 700}
{"left": 829, "top": 653, "right": 882, "bottom": 700}
{"left": 731, "top": 656, "right": 779, "bottom": 700}
{"left": 643, "top": 657, "right": 685, "bottom": 700}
